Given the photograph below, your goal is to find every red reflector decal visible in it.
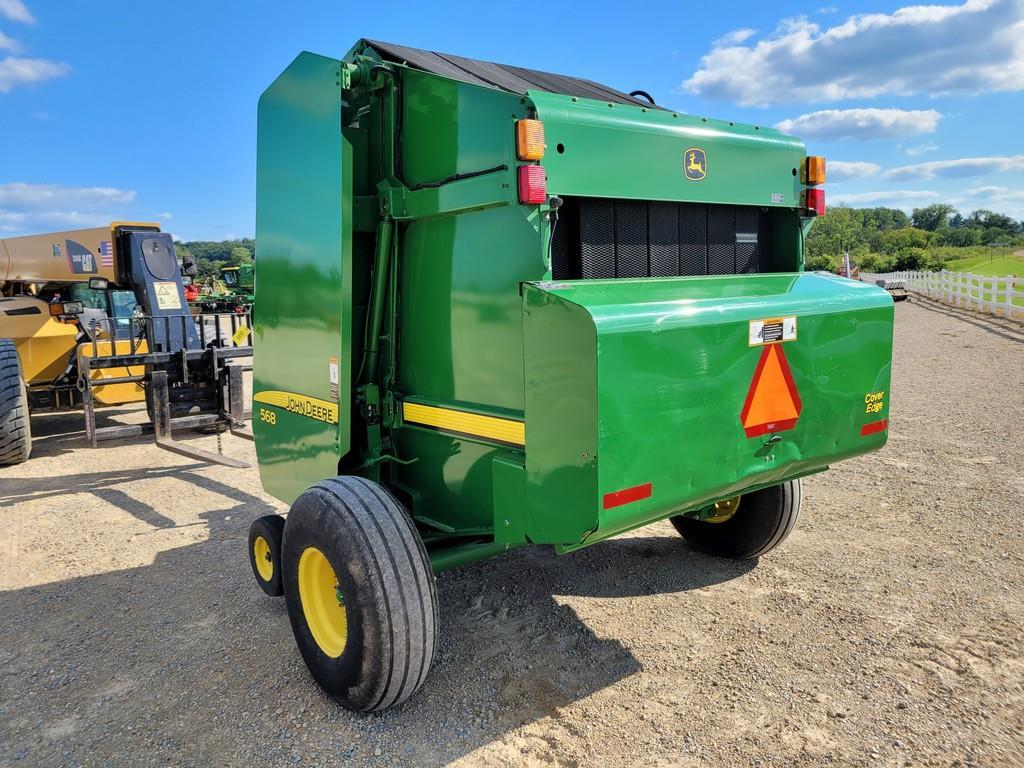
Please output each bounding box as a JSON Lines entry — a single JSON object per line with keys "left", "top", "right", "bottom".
{"left": 602, "top": 482, "right": 653, "bottom": 510}
{"left": 861, "top": 418, "right": 888, "bottom": 436}
{"left": 806, "top": 187, "right": 826, "bottom": 216}
{"left": 518, "top": 165, "right": 547, "bottom": 204}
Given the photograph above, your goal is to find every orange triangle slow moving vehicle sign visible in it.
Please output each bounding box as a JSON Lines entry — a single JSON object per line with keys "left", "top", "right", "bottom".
{"left": 740, "top": 344, "right": 802, "bottom": 438}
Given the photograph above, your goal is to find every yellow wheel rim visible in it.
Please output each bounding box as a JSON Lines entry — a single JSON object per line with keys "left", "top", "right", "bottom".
{"left": 298, "top": 547, "right": 348, "bottom": 658}
{"left": 705, "top": 495, "right": 741, "bottom": 524}
{"left": 253, "top": 536, "right": 274, "bottom": 581}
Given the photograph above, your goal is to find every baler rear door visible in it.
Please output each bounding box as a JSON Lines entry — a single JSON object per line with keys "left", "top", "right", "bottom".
{"left": 521, "top": 272, "right": 893, "bottom": 549}
{"left": 253, "top": 52, "right": 353, "bottom": 504}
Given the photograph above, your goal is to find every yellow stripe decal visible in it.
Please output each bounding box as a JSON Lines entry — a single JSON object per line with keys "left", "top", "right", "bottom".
{"left": 402, "top": 402, "right": 525, "bottom": 446}
{"left": 254, "top": 390, "right": 339, "bottom": 425}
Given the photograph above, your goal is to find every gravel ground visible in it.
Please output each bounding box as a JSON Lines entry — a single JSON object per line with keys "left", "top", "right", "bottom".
{"left": 1, "top": 299, "right": 1022, "bottom": 767}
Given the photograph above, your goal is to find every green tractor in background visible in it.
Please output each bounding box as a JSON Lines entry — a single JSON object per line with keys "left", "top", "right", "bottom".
{"left": 192, "top": 264, "right": 254, "bottom": 314}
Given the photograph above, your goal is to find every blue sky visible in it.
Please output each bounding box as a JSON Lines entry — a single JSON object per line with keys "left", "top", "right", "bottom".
{"left": 1, "top": 0, "right": 1022, "bottom": 240}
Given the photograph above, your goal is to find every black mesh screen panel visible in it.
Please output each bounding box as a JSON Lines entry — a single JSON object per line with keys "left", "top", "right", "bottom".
{"left": 679, "top": 203, "right": 708, "bottom": 276}
{"left": 579, "top": 198, "right": 616, "bottom": 278}
{"left": 648, "top": 202, "right": 679, "bottom": 277}
{"left": 707, "top": 205, "right": 736, "bottom": 274}
{"left": 614, "top": 200, "right": 647, "bottom": 277}
{"left": 735, "top": 207, "right": 760, "bottom": 273}
{"left": 553, "top": 197, "right": 770, "bottom": 280}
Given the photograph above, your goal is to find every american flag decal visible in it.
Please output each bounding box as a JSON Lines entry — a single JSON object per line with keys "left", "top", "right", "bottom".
{"left": 99, "top": 240, "right": 114, "bottom": 267}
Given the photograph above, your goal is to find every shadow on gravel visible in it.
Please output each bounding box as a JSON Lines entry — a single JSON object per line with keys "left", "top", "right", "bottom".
{"left": 909, "top": 297, "right": 1024, "bottom": 343}
{"left": 0, "top": 488, "right": 751, "bottom": 765}
{"left": 23, "top": 406, "right": 246, "bottom": 462}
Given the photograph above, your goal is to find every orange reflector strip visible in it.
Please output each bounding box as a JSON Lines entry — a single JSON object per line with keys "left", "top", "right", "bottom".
{"left": 603, "top": 482, "right": 653, "bottom": 510}
{"left": 861, "top": 419, "right": 888, "bottom": 436}
{"left": 740, "top": 344, "right": 802, "bottom": 438}
{"left": 516, "top": 119, "right": 545, "bottom": 161}
{"left": 804, "top": 156, "right": 826, "bottom": 185}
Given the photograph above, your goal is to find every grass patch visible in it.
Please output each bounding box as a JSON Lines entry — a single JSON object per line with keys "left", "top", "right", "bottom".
{"left": 942, "top": 252, "right": 1024, "bottom": 276}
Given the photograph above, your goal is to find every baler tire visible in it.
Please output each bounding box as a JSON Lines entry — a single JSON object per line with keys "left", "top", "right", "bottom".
{"left": 0, "top": 339, "right": 31, "bottom": 466}
{"left": 281, "top": 475, "right": 438, "bottom": 712}
{"left": 670, "top": 479, "right": 802, "bottom": 559}
{"left": 248, "top": 514, "right": 286, "bottom": 597}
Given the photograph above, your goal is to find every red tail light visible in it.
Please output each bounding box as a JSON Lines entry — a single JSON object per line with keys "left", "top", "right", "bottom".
{"left": 518, "top": 165, "right": 547, "bottom": 205}
{"left": 806, "top": 187, "right": 825, "bottom": 216}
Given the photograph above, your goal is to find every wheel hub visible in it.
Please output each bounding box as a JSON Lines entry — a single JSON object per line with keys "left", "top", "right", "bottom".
{"left": 253, "top": 536, "right": 274, "bottom": 581}
{"left": 298, "top": 546, "right": 348, "bottom": 658}
{"left": 704, "top": 495, "right": 741, "bottom": 524}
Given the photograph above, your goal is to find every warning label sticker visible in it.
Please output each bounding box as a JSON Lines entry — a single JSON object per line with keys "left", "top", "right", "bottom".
{"left": 232, "top": 323, "right": 251, "bottom": 347}
{"left": 328, "top": 357, "right": 339, "bottom": 401}
{"left": 749, "top": 316, "right": 797, "bottom": 346}
{"left": 153, "top": 282, "right": 182, "bottom": 310}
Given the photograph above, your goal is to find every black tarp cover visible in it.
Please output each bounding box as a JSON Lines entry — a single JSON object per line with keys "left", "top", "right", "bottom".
{"left": 365, "top": 40, "right": 662, "bottom": 110}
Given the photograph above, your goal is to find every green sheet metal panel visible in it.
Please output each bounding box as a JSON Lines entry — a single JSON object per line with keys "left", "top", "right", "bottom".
{"left": 389, "top": 69, "right": 536, "bottom": 534}
{"left": 522, "top": 273, "right": 893, "bottom": 548}
{"left": 529, "top": 91, "right": 806, "bottom": 208}
{"left": 253, "top": 52, "right": 352, "bottom": 505}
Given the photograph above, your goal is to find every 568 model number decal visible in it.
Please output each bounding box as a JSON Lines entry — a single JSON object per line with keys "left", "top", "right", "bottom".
{"left": 253, "top": 390, "right": 339, "bottom": 425}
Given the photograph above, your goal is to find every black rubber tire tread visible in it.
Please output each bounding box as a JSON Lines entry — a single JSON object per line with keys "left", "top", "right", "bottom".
{"left": 670, "top": 479, "right": 802, "bottom": 559}
{"left": 0, "top": 339, "right": 31, "bottom": 466}
{"left": 248, "top": 514, "right": 286, "bottom": 597}
{"left": 281, "top": 475, "right": 437, "bottom": 712}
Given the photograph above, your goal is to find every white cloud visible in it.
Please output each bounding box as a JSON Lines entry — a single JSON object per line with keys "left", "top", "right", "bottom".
{"left": 776, "top": 108, "right": 941, "bottom": 141}
{"left": 951, "top": 186, "right": 1024, "bottom": 219}
{"left": 683, "top": 0, "right": 1024, "bottom": 106}
{"left": 0, "top": 30, "right": 22, "bottom": 52}
{"left": 831, "top": 190, "right": 940, "bottom": 205}
{"left": 0, "top": 210, "right": 127, "bottom": 233}
{"left": 0, "top": 183, "right": 138, "bottom": 235}
{"left": 828, "top": 161, "right": 882, "bottom": 181}
{"left": 0, "top": 182, "right": 136, "bottom": 209}
{"left": 906, "top": 141, "right": 939, "bottom": 156}
{"left": 962, "top": 185, "right": 1024, "bottom": 198}
{"left": 713, "top": 28, "right": 757, "bottom": 46}
{"left": 886, "top": 155, "right": 1024, "bottom": 180}
{"left": 0, "top": 55, "right": 68, "bottom": 92}
{"left": 0, "top": 0, "right": 34, "bottom": 24}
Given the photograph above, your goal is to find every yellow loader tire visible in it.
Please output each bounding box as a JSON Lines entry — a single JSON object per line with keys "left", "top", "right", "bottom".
{"left": 281, "top": 476, "right": 438, "bottom": 712}
{"left": 0, "top": 339, "right": 31, "bottom": 466}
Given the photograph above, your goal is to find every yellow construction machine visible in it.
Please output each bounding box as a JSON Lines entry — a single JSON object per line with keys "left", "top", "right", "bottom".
{"left": 0, "top": 223, "right": 252, "bottom": 466}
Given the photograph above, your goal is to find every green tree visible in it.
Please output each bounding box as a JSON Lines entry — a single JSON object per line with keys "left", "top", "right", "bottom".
{"left": 875, "top": 227, "right": 933, "bottom": 254}
{"left": 860, "top": 207, "right": 910, "bottom": 232}
{"left": 967, "top": 209, "right": 1019, "bottom": 231}
{"left": 805, "top": 205, "right": 861, "bottom": 263}
{"left": 938, "top": 226, "right": 981, "bottom": 247}
{"left": 911, "top": 204, "right": 955, "bottom": 232}
{"left": 230, "top": 245, "right": 253, "bottom": 265}
{"left": 893, "top": 247, "right": 927, "bottom": 270}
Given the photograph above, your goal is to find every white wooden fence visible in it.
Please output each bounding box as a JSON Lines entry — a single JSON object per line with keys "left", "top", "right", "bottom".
{"left": 881, "top": 270, "right": 1023, "bottom": 321}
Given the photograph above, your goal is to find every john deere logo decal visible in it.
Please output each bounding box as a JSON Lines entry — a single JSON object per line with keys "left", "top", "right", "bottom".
{"left": 684, "top": 148, "right": 707, "bottom": 181}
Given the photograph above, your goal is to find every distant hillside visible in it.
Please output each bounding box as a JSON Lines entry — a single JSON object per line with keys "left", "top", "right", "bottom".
{"left": 805, "top": 203, "right": 1023, "bottom": 273}
{"left": 174, "top": 238, "right": 254, "bottom": 278}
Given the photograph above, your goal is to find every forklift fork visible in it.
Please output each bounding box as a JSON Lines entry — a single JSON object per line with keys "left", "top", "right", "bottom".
{"left": 150, "top": 369, "right": 249, "bottom": 468}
